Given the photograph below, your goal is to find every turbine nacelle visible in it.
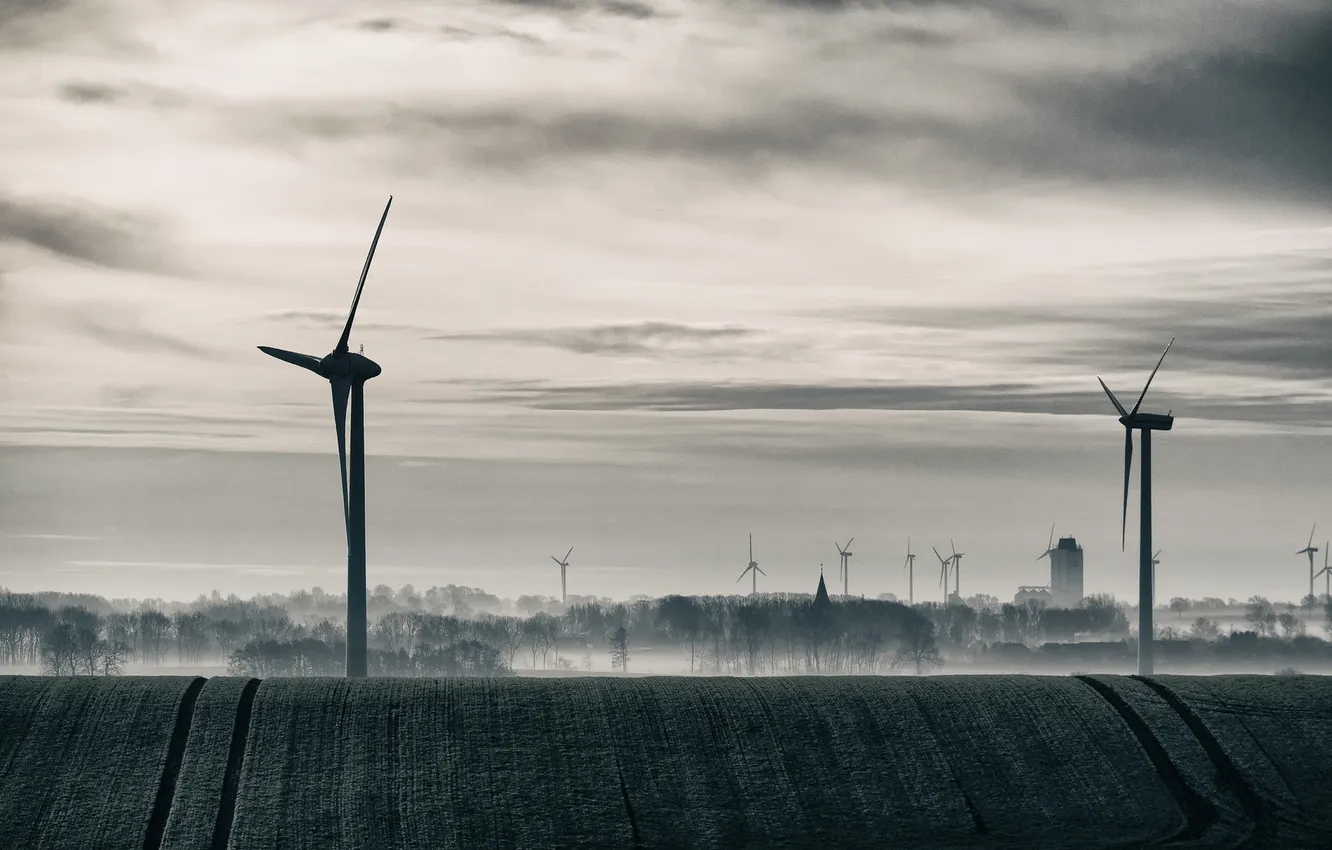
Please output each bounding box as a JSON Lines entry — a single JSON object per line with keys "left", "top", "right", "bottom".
{"left": 320, "top": 350, "right": 383, "bottom": 381}
{"left": 1119, "top": 412, "right": 1174, "bottom": 431}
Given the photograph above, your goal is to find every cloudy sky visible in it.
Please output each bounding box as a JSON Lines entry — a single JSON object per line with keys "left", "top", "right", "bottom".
{"left": 2, "top": 0, "right": 1332, "bottom": 605}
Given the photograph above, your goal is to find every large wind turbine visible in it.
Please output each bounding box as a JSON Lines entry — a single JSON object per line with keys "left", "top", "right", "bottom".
{"left": 1097, "top": 336, "right": 1175, "bottom": 676}
{"left": 736, "top": 533, "right": 766, "bottom": 594}
{"left": 903, "top": 539, "right": 916, "bottom": 605}
{"left": 259, "top": 196, "right": 392, "bottom": 679}
{"left": 835, "top": 538, "right": 854, "bottom": 597}
{"left": 1295, "top": 525, "right": 1319, "bottom": 600}
{"left": 551, "top": 547, "right": 573, "bottom": 606}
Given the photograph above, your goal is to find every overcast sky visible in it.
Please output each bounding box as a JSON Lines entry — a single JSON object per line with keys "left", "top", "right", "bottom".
{"left": 2, "top": 0, "right": 1332, "bottom": 605}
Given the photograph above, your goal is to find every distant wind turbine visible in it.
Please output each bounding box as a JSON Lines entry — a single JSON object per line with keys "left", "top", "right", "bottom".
{"left": 1097, "top": 336, "right": 1175, "bottom": 676}
{"left": 835, "top": 538, "right": 854, "bottom": 597}
{"left": 1151, "top": 550, "right": 1162, "bottom": 603}
{"left": 258, "top": 196, "right": 393, "bottom": 680}
{"left": 932, "top": 546, "right": 954, "bottom": 603}
{"left": 1315, "top": 545, "right": 1331, "bottom": 600}
{"left": 903, "top": 539, "right": 917, "bottom": 605}
{"left": 949, "top": 539, "right": 965, "bottom": 598}
{"left": 551, "top": 546, "right": 573, "bottom": 606}
{"left": 1037, "top": 524, "right": 1057, "bottom": 564}
{"left": 1295, "top": 525, "right": 1319, "bottom": 600}
{"left": 736, "top": 533, "right": 766, "bottom": 594}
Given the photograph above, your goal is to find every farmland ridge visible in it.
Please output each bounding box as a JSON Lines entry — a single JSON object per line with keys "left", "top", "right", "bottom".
{"left": 0, "top": 675, "right": 1329, "bottom": 849}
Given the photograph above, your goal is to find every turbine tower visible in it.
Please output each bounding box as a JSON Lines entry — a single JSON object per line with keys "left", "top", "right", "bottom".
{"left": 259, "top": 196, "right": 392, "bottom": 680}
{"left": 551, "top": 546, "right": 573, "bottom": 606}
{"left": 932, "top": 546, "right": 954, "bottom": 603}
{"left": 1295, "top": 525, "right": 1318, "bottom": 600}
{"left": 736, "top": 533, "right": 766, "bottom": 594}
{"left": 835, "top": 538, "right": 854, "bottom": 597}
{"left": 1097, "top": 336, "right": 1175, "bottom": 677}
{"left": 949, "top": 539, "right": 965, "bottom": 598}
{"left": 903, "top": 538, "right": 917, "bottom": 605}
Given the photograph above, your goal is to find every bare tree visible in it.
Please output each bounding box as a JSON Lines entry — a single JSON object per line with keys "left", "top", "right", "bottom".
{"left": 608, "top": 625, "right": 630, "bottom": 673}
{"left": 1277, "top": 612, "right": 1306, "bottom": 639}
{"left": 893, "top": 617, "right": 943, "bottom": 675}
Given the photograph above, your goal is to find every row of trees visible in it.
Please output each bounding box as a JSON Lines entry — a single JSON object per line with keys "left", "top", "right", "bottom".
{"left": 5, "top": 586, "right": 1331, "bottom": 678}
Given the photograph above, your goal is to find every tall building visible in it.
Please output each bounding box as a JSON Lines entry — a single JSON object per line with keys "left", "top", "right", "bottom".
{"left": 1049, "top": 536, "right": 1085, "bottom": 607}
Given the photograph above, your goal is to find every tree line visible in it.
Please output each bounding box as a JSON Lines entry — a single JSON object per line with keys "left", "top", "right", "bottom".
{"left": 2, "top": 586, "right": 1329, "bottom": 678}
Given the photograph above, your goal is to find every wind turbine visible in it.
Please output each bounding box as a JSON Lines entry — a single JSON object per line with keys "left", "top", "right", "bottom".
{"left": 835, "top": 538, "right": 854, "bottom": 597}
{"left": 551, "top": 546, "right": 573, "bottom": 606}
{"left": 1151, "top": 550, "right": 1162, "bottom": 603}
{"left": 949, "top": 539, "right": 965, "bottom": 598}
{"left": 258, "top": 196, "right": 392, "bottom": 679}
{"left": 1037, "top": 523, "right": 1057, "bottom": 564}
{"left": 1295, "top": 525, "right": 1318, "bottom": 600}
{"left": 736, "top": 533, "right": 766, "bottom": 594}
{"left": 1098, "top": 336, "right": 1175, "bottom": 676}
{"left": 903, "top": 538, "right": 917, "bottom": 605}
{"left": 1315, "top": 546, "right": 1330, "bottom": 600}
{"left": 932, "top": 546, "right": 954, "bottom": 603}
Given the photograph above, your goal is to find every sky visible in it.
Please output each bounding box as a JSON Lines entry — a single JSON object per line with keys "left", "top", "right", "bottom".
{"left": 2, "top": 0, "right": 1332, "bottom": 605}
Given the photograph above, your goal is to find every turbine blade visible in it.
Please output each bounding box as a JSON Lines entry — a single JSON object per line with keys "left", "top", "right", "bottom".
{"left": 1309, "top": 524, "right": 1317, "bottom": 549}
{"left": 336, "top": 196, "right": 393, "bottom": 354}
{"left": 331, "top": 378, "right": 351, "bottom": 543}
{"left": 1121, "top": 427, "right": 1133, "bottom": 551}
{"left": 551, "top": 556, "right": 562, "bottom": 565}
{"left": 259, "top": 346, "right": 323, "bottom": 374}
{"left": 756, "top": 566, "right": 766, "bottom": 575}
{"left": 1098, "top": 377, "right": 1129, "bottom": 417}
{"left": 933, "top": 546, "right": 945, "bottom": 564}
{"left": 1129, "top": 337, "right": 1175, "bottom": 417}
{"left": 1037, "top": 551, "right": 1049, "bottom": 561}
{"left": 565, "top": 546, "right": 574, "bottom": 562}
{"left": 1047, "top": 523, "right": 1055, "bottom": 553}
{"left": 846, "top": 537, "right": 854, "bottom": 549}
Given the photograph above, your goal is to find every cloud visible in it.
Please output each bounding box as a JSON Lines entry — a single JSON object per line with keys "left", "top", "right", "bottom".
{"left": 54, "top": 79, "right": 191, "bottom": 110}
{"left": 430, "top": 321, "right": 769, "bottom": 359}
{"left": 221, "top": 0, "right": 1332, "bottom": 202}
{"left": 455, "top": 378, "right": 1332, "bottom": 427}
{"left": 56, "top": 81, "right": 121, "bottom": 104}
{"left": 833, "top": 250, "right": 1332, "bottom": 380}
{"left": 259, "top": 308, "right": 435, "bottom": 335}
{"left": 62, "top": 303, "right": 214, "bottom": 358}
{"left": 0, "top": 194, "right": 176, "bottom": 273}
{"left": 488, "top": 0, "right": 658, "bottom": 17}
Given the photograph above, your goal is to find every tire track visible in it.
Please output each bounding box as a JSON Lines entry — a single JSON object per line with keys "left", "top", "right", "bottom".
{"left": 211, "top": 677, "right": 260, "bottom": 850}
{"left": 143, "top": 677, "right": 206, "bottom": 850}
{"left": 1131, "top": 677, "right": 1267, "bottom": 848}
{"left": 1075, "top": 676, "right": 1216, "bottom": 842}
{"left": 901, "top": 690, "right": 988, "bottom": 837}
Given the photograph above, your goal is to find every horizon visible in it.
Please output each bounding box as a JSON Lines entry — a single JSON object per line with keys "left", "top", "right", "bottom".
{"left": 4, "top": 0, "right": 1332, "bottom": 605}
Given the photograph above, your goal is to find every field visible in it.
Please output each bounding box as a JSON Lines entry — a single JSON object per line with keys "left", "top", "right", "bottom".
{"left": 0, "top": 675, "right": 1328, "bottom": 849}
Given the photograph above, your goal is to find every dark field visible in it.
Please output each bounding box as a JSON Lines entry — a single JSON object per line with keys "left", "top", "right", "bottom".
{"left": 0, "top": 675, "right": 1329, "bottom": 849}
